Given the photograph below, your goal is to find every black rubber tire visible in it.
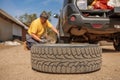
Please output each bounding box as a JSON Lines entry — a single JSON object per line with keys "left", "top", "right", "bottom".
{"left": 113, "top": 43, "right": 120, "bottom": 51}
{"left": 113, "top": 37, "right": 120, "bottom": 51}
{"left": 31, "top": 44, "right": 102, "bottom": 74}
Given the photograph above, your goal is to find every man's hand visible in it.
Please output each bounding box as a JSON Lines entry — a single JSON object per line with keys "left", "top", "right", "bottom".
{"left": 51, "top": 26, "right": 59, "bottom": 37}
{"left": 31, "top": 33, "right": 41, "bottom": 42}
{"left": 39, "top": 39, "right": 48, "bottom": 43}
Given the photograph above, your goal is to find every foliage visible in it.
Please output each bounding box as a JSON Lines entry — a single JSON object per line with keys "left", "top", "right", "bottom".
{"left": 17, "top": 11, "right": 52, "bottom": 26}
{"left": 47, "top": 11, "right": 52, "bottom": 22}
{"left": 17, "top": 13, "right": 37, "bottom": 26}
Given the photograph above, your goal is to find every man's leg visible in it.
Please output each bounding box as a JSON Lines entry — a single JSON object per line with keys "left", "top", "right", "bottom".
{"left": 26, "top": 34, "right": 39, "bottom": 50}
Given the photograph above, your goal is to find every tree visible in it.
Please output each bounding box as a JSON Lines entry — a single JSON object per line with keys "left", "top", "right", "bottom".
{"left": 47, "top": 11, "right": 52, "bottom": 22}
{"left": 17, "top": 11, "right": 52, "bottom": 26}
{"left": 17, "top": 13, "right": 37, "bottom": 26}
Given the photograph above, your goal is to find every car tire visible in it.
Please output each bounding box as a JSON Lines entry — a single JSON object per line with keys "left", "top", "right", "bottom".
{"left": 113, "top": 37, "right": 120, "bottom": 51}
{"left": 113, "top": 43, "right": 120, "bottom": 51}
{"left": 31, "top": 44, "right": 102, "bottom": 74}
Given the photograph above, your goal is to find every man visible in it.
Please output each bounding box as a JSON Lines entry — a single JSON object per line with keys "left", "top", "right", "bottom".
{"left": 26, "top": 11, "right": 59, "bottom": 49}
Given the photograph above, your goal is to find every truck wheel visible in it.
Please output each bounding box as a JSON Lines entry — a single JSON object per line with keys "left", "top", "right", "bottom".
{"left": 114, "top": 43, "right": 120, "bottom": 51}
{"left": 113, "top": 37, "right": 120, "bottom": 51}
{"left": 31, "top": 44, "right": 102, "bottom": 74}
{"left": 114, "top": 41, "right": 120, "bottom": 51}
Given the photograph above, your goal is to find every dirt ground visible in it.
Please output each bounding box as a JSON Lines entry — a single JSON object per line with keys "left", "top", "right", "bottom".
{"left": 0, "top": 44, "right": 120, "bottom": 80}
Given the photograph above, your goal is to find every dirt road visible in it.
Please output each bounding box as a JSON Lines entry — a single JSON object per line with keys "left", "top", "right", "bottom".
{"left": 0, "top": 45, "right": 120, "bottom": 80}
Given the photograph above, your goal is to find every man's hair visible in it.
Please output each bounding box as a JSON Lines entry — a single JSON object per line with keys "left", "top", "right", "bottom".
{"left": 40, "top": 11, "right": 49, "bottom": 19}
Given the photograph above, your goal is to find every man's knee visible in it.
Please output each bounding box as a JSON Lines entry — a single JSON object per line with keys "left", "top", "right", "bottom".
{"left": 26, "top": 41, "right": 34, "bottom": 50}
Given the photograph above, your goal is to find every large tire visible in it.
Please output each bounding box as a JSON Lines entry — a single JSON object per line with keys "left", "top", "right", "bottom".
{"left": 31, "top": 44, "right": 102, "bottom": 74}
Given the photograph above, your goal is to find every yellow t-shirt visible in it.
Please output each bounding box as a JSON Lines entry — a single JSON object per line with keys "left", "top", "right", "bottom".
{"left": 28, "top": 18, "right": 53, "bottom": 37}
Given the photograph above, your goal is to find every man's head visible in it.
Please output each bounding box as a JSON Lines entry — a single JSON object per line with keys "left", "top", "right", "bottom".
{"left": 40, "top": 11, "right": 49, "bottom": 19}
{"left": 40, "top": 11, "right": 49, "bottom": 23}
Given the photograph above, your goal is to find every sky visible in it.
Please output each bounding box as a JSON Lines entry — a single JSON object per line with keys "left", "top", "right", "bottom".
{"left": 0, "top": 0, "right": 63, "bottom": 26}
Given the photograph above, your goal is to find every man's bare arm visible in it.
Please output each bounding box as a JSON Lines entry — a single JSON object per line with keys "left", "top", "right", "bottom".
{"left": 31, "top": 33, "right": 41, "bottom": 42}
{"left": 51, "top": 26, "right": 59, "bottom": 36}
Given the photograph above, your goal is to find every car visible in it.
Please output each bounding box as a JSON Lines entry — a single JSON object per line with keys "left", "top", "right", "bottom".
{"left": 54, "top": 0, "right": 120, "bottom": 51}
